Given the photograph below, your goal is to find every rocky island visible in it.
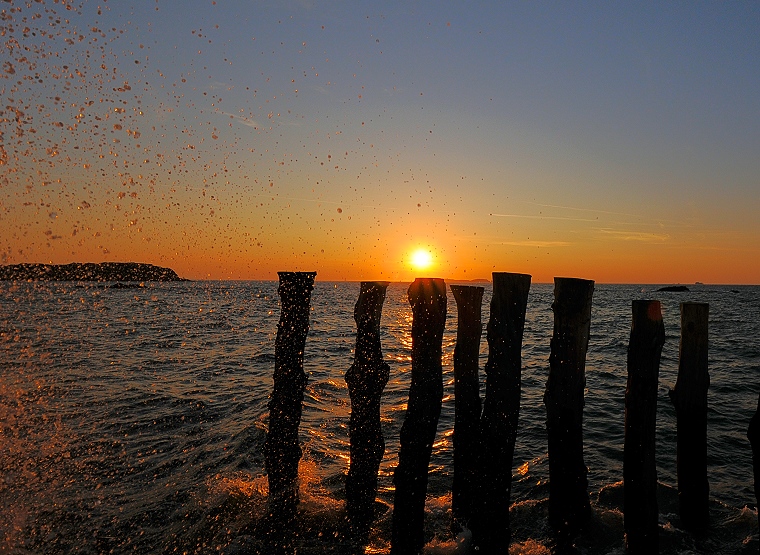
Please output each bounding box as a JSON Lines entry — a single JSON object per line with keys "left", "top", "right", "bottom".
{"left": 0, "top": 262, "right": 187, "bottom": 282}
{"left": 656, "top": 285, "right": 690, "bottom": 292}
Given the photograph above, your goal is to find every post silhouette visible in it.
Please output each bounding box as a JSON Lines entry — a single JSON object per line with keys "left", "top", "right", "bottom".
{"left": 449, "top": 284, "right": 484, "bottom": 532}
{"left": 345, "top": 281, "right": 391, "bottom": 535}
{"left": 544, "top": 277, "right": 594, "bottom": 536}
{"left": 747, "top": 392, "right": 760, "bottom": 535}
{"left": 391, "top": 278, "right": 447, "bottom": 555}
{"left": 475, "top": 272, "right": 531, "bottom": 553}
{"left": 624, "top": 300, "right": 665, "bottom": 553}
{"left": 264, "top": 271, "right": 317, "bottom": 524}
{"left": 669, "top": 302, "right": 709, "bottom": 530}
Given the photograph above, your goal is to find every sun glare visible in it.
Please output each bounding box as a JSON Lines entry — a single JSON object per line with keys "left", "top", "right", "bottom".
{"left": 410, "top": 248, "right": 434, "bottom": 272}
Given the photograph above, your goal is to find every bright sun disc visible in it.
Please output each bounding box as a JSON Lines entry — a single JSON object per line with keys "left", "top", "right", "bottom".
{"left": 410, "top": 248, "right": 433, "bottom": 271}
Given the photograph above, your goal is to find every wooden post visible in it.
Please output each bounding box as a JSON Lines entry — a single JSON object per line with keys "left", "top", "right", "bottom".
{"left": 747, "top": 392, "right": 760, "bottom": 535}
{"left": 544, "top": 277, "right": 594, "bottom": 535}
{"left": 449, "top": 284, "right": 484, "bottom": 532}
{"left": 391, "top": 278, "right": 447, "bottom": 555}
{"left": 624, "top": 300, "right": 665, "bottom": 553}
{"left": 345, "top": 281, "right": 391, "bottom": 535}
{"left": 264, "top": 271, "right": 317, "bottom": 523}
{"left": 474, "top": 272, "right": 531, "bottom": 553}
{"left": 669, "top": 302, "right": 709, "bottom": 530}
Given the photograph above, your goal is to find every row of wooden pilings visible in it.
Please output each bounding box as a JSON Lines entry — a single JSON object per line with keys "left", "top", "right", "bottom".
{"left": 263, "top": 271, "right": 755, "bottom": 554}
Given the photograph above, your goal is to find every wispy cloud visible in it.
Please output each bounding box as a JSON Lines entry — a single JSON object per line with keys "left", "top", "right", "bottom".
{"left": 523, "top": 201, "right": 689, "bottom": 227}
{"left": 218, "top": 110, "right": 259, "bottom": 128}
{"left": 494, "top": 240, "right": 572, "bottom": 248}
{"left": 526, "top": 201, "right": 641, "bottom": 219}
{"left": 595, "top": 228, "right": 669, "bottom": 242}
{"left": 490, "top": 213, "right": 598, "bottom": 223}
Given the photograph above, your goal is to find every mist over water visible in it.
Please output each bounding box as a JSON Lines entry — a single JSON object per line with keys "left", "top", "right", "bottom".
{"left": 1, "top": 281, "right": 759, "bottom": 554}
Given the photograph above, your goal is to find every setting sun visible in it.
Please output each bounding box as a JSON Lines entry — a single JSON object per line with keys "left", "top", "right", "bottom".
{"left": 410, "top": 248, "right": 434, "bottom": 272}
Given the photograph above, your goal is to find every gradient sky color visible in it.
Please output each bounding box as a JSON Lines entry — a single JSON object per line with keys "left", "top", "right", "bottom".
{"left": 2, "top": 1, "right": 759, "bottom": 283}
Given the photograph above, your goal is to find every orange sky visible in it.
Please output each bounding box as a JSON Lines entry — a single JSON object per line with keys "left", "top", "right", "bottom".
{"left": 2, "top": 1, "right": 759, "bottom": 284}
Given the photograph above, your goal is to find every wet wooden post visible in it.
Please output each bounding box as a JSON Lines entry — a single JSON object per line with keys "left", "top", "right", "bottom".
{"left": 345, "top": 281, "right": 391, "bottom": 535}
{"left": 449, "top": 284, "right": 484, "bottom": 532}
{"left": 669, "top": 302, "right": 709, "bottom": 530}
{"left": 747, "top": 392, "right": 760, "bottom": 534}
{"left": 544, "top": 277, "right": 594, "bottom": 536}
{"left": 624, "top": 300, "right": 665, "bottom": 553}
{"left": 391, "top": 278, "right": 447, "bottom": 555}
{"left": 264, "top": 271, "right": 317, "bottom": 523}
{"left": 474, "top": 272, "right": 531, "bottom": 553}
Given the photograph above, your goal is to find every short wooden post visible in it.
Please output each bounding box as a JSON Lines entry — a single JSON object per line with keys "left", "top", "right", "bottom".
{"left": 747, "top": 392, "right": 760, "bottom": 534}
{"left": 624, "top": 300, "right": 665, "bottom": 553}
{"left": 449, "top": 284, "right": 484, "bottom": 532}
{"left": 264, "top": 271, "right": 317, "bottom": 523}
{"left": 391, "top": 278, "right": 447, "bottom": 555}
{"left": 544, "top": 277, "right": 594, "bottom": 535}
{"left": 345, "top": 281, "right": 391, "bottom": 534}
{"left": 474, "top": 272, "right": 531, "bottom": 553}
{"left": 669, "top": 302, "right": 709, "bottom": 530}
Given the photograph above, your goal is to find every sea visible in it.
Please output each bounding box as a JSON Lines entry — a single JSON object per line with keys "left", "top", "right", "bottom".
{"left": 1, "top": 280, "right": 759, "bottom": 554}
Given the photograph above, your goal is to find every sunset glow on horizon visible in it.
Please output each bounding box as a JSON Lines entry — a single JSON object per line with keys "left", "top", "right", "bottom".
{"left": 1, "top": 1, "right": 759, "bottom": 284}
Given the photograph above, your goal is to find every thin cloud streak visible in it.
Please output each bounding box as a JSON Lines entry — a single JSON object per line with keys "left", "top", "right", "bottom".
{"left": 493, "top": 240, "right": 572, "bottom": 248}
{"left": 526, "top": 201, "right": 641, "bottom": 219}
{"left": 490, "top": 213, "right": 598, "bottom": 223}
{"left": 491, "top": 212, "right": 693, "bottom": 230}
{"left": 594, "top": 228, "right": 669, "bottom": 242}
{"left": 218, "top": 111, "right": 259, "bottom": 128}
{"left": 524, "top": 201, "right": 689, "bottom": 226}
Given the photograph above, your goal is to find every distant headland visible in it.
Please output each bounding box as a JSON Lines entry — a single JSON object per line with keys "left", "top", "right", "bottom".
{"left": 656, "top": 285, "right": 690, "bottom": 292}
{"left": 0, "top": 262, "right": 188, "bottom": 282}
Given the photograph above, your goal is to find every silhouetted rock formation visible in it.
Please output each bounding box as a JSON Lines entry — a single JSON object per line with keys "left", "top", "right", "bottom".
{"left": 0, "top": 262, "right": 187, "bottom": 282}
{"left": 657, "top": 285, "right": 689, "bottom": 292}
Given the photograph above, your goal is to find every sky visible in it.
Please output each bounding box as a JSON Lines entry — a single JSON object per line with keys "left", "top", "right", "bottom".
{"left": 1, "top": 0, "right": 759, "bottom": 283}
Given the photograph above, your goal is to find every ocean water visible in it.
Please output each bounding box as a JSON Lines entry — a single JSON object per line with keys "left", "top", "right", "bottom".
{"left": 1, "top": 280, "right": 760, "bottom": 554}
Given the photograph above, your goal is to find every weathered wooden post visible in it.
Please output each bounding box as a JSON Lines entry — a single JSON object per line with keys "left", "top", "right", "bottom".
{"left": 391, "top": 278, "right": 447, "bottom": 555}
{"left": 544, "top": 277, "right": 594, "bottom": 535}
{"left": 474, "top": 272, "right": 531, "bottom": 553}
{"left": 624, "top": 300, "right": 665, "bottom": 553}
{"left": 669, "top": 302, "right": 709, "bottom": 530}
{"left": 264, "top": 271, "right": 317, "bottom": 523}
{"left": 345, "top": 281, "right": 391, "bottom": 535}
{"left": 747, "top": 392, "right": 760, "bottom": 534}
{"left": 449, "top": 284, "right": 484, "bottom": 532}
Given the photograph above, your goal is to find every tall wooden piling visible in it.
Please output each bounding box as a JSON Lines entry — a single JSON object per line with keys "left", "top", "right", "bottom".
{"left": 449, "top": 284, "right": 484, "bottom": 532}
{"left": 747, "top": 392, "right": 760, "bottom": 534}
{"left": 624, "top": 300, "right": 665, "bottom": 553}
{"left": 391, "top": 278, "right": 447, "bottom": 555}
{"left": 345, "top": 281, "right": 391, "bottom": 534}
{"left": 475, "top": 272, "right": 531, "bottom": 553}
{"left": 544, "top": 277, "right": 594, "bottom": 535}
{"left": 669, "top": 302, "right": 709, "bottom": 530}
{"left": 264, "top": 271, "right": 317, "bottom": 523}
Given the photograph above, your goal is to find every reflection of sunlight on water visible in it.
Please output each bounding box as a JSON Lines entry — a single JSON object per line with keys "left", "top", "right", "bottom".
{"left": 510, "top": 540, "right": 552, "bottom": 555}
{"left": 3, "top": 282, "right": 758, "bottom": 554}
{"left": 212, "top": 473, "right": 268, "bottom": 499}
{"left": 0, "top": 370, "right": 73, "bottom": 553}
{"left": 297, "top": 459, "right": 344, "bottom": 513}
